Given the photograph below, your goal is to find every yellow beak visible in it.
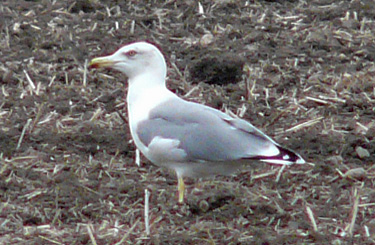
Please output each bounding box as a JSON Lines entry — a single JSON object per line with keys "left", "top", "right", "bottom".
{"left": 88, "top": 57, "right": 116, "bottom": 69}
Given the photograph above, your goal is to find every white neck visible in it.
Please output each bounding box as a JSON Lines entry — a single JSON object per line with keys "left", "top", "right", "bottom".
{"left": 126, "top": 73, "right": 175, "bottom": 125}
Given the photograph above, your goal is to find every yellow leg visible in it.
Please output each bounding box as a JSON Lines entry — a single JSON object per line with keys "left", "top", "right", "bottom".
{"left": 177, "top": 176, "right": 185, "bottom": 203}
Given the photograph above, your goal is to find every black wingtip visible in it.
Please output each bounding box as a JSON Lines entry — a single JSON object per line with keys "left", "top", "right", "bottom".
{"left": 248, "top": 146, "right": 305, "bottom": 165}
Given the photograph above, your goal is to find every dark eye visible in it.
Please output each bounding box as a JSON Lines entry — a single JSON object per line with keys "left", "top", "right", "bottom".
{"left": 125, "top": 50, "right": 137, "bottom": 57}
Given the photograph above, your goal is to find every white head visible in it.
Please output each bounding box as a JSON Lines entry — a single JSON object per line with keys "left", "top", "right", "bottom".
{"left": 89, "top": 42, "right": 167, "bottom": 81}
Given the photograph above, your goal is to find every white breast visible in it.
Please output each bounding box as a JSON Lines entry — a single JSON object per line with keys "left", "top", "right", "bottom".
{"left": 126, "top": 81, "right": 176, "bottom": 157}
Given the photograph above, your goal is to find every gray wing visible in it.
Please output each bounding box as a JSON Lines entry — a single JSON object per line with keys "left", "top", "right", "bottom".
{"left": 136, "top": 98, "right": 281, "bottom": 163}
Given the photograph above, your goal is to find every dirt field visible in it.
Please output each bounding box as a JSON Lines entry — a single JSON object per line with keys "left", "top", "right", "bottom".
{"left": 1, "top": 0, "right": 375, "bottom": 244}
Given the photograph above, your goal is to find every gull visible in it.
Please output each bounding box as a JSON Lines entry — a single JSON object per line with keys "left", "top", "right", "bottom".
{"left": 89, "top": 41, "right": 305, "bottom": 203}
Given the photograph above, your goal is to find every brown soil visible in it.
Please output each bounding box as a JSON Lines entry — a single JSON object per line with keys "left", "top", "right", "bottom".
{"left": 1, "top": 0, "right": 375, "bottom": 244}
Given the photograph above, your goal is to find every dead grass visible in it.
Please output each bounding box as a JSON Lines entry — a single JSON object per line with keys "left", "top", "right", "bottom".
{"left": 1, "top": 0, "right": 375, "bottom": 244}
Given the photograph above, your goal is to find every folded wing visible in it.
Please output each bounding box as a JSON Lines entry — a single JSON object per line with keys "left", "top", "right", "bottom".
{"left": 136, "top": 99, "right": 304, "bottom": 165}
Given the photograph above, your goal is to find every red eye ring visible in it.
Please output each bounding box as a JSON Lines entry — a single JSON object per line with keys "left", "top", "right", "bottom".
{"left": 126, "top": 50, "right": 137, "bottom": 57}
